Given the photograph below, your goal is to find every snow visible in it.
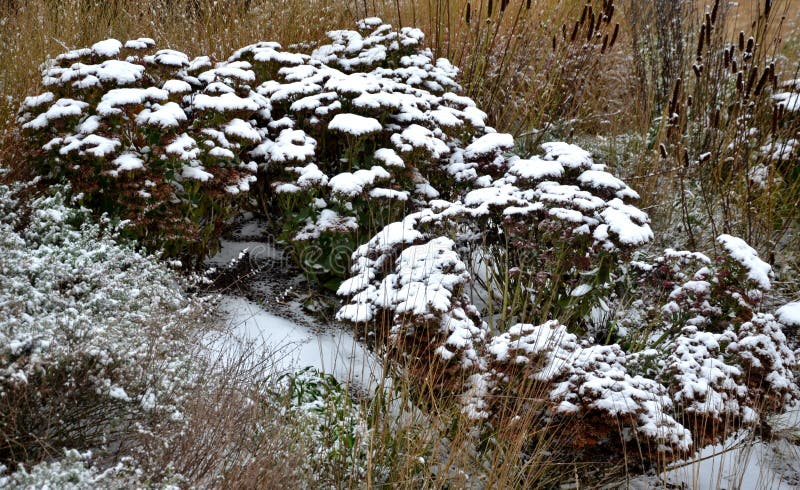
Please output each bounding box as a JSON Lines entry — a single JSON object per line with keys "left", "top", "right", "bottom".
{"left": 249, "top": 128, "right": 316, "bottom": 164}
{"left": 390, "top": 124, "right": 449, "bottom": 158}
{"left": 774, "top": 91, "right": 800, "bottom": 112}
{"left": 649, "top": 431, "right": 800, "bottom": 490}
{"left": 224, "top": 118, "right": 261, "bottom": 143}
{"left": 328, "top": 113, "right": 382, "bottom": 136}
{"left": 144, "top": 49, "right": 190, "bottom": 67}
{"left": 328, "top": 166, "right": 390, "bottom": 196}
{"left": 507, "top": 156, "right": 564, "bottom": 181}
{"left": 600, "top": 198, "right": 654, "bottom": 245}
{"left": 464, "top": 132, "right": 514, "bottom": 159}
{"left": 165, "top": 133, "right": 200, "bottom": 161}
{"left": 21, "top": 98, "right": 88, "bottom": 130}
{"left": 193, "top": 92, "right": 263, "bottom": 113}
{"left": 374, "top": 148, "right": 405, "bottom": 167}
{"left": 540, "top": 141, "right": 593, "bottom": 170}
{"left": 717, "top": 234, "right": 772, "bottom": 290}
{"left": 776, "top": 302, "right": 800, "bottom": 327}
{"left": 45, "top": 60, "right": 146, "bottom": 87}
{"left": 91, "top": 39, "right": 122, "bottom": 58}
{"left": 58, "top": 134, "right": 120, "bottom": 157}
{"left": 112, "top": 153, "right": 144, "bottom": 173}
{"left": 135, "top": 102, "right": 187, "bottom": 128}
{"left": 97, "top": 87, "right": 167, "bottom": 116}
{"left": 181, "top": 164, "right": 213, "bottom": 181}
{"left": 124, "top": 37, "right": 155, "bottom": 50}
{"left": 210, "top": 296, "right": 382, "bottom": 392}
{"left": 162, "top": 79, "right": 192, "bottom": 94}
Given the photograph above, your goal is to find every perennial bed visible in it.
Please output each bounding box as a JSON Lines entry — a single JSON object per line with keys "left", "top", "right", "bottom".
{"left": 11, "top": 16, "right": 799, "bottom": 476}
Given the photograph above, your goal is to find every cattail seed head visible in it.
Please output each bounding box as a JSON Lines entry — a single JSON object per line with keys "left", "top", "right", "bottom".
{"left": 746, "top": 37, "right": 755, "bottom": 53}
{"left": 659, "top": 143, "right": 668, "bottom": 159}
{"left": 739, "top": 31, "right": 745, "bottom": 51}
{"left": 754, "top": 68, "right": 769, "bottom": 96}
{"left": 711, "top": 0, "right": 719, "bottom": 24}
{"left": 697, "top": 25, "right": 706, "bottom": 57}
{"left": 772, "top": 104, "right": 779, "bottom": 133}
{"left": 669, "top": 78, "right": 682, "bottom": 115}
{"left": 466, "top": 2, "right": 471, "bottom": 24}
{"left": 601, "top": 33, "right": 608, "bottom": 53}
{"left": 745, "top": 66, "right": 757, "bottom": 97}
{"left": 609, "top": 23, "right": 619, "bottom": 48}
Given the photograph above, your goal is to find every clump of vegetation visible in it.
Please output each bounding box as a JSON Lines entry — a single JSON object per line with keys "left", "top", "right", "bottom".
{"left": 0, "top": 179, "right": 200, "bottom": 471}
{"left": 16, "top": 39, "right": 262, "bottom": 263}
{"left": 1, "top": 0, "right": 799, "bottom": 487}
{"left": 336, "top": 128, "right": 798, "bottom": 470}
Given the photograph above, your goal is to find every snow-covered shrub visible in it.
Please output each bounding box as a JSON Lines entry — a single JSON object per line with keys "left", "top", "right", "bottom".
{"left": 0, "top": 180, "right": 203, "bottom": 468}
{"left": 14, "top": 20, "right": 493, "bottom": 275}
{"left": 17, "top": 39, "right": 260, "bottom": 263}
{"left": 0, "top": 449, "right": 160, "bottom": 489}
{"left": 228, "top": 19, "right": 491, "bottom": 279}
{"left": 336, "top": 128, "right": 797, "bottom": 465}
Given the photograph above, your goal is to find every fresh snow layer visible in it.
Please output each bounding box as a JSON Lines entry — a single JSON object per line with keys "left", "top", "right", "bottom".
{"left": 776, "top": 302, "right": 800, "bottom": 327}
{"left": 328, "top": 113, "right": 382, "bottom": 136}
{"left": 638, "top": 423, "right": 800, "bottom": 490}
{"left": 208, "top": 296, "right": 382, "bottom": 392}
{"left": 717, "top": 234, "right": 772, "bottom": 290}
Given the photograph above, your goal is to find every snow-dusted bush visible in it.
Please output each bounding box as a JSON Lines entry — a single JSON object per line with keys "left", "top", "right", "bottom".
{"left": 229, "top": 18, "right": 492, "bottom": 279}
{"left": 0, "top": 450, "right": 159, "bottom": 489}
{"left": 0, "top": 180, "right": 203, "bottom": 468}
{"left": 17, "top": 39, "right": 261, "bottom": 263}
{"left": 336, "top": 129, "right": 798, "bottom": 464}
{"left": 16, "top": 19, "right": 492, "bottom": 274}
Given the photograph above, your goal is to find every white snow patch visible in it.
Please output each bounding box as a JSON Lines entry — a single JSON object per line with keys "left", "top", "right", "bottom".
{"left": 209, "top": 296, "right": 382, "bottom": 392}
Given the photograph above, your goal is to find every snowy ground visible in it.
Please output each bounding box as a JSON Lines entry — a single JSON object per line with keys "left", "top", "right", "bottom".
{"left": 207, "top": 295, "right": 382, "bottom": 393}
{"left": 627, "top": 408, "right": 800, "bottom": 489}
{"left": 204, "top": 218, "right": 383, "bottom": 394}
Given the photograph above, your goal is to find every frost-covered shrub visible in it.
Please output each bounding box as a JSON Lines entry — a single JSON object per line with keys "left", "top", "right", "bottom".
{"left": 336, "top": 128, "right": 797, "bottom": 465}
{"left": 17, "top": 39, "right": 260, "bottom": 263}
{"left": 0, "top": 449, "right": 159, "bottom": 489}
{"left": 227, "top": 19, "right": 492, "bottom": 279}
{"left": 0, "top": 180, "right": 202, "bottom": 468}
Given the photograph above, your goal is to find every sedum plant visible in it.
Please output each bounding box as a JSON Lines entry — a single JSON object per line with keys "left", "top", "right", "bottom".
{"left": 17, "top": 38, "right": 261, "bottom": 264}
{"left": 336, "top": 119, "right": 798, "bottom": 469}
